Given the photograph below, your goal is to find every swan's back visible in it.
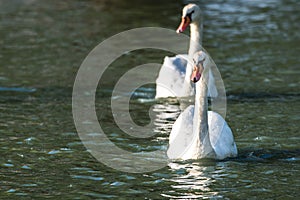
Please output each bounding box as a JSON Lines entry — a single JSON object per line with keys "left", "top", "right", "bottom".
{"left": 155, "top": 55, "right": 188, "bottom": 98}
{"left": 208, "top": 111, "right": 238, "bottom": 159}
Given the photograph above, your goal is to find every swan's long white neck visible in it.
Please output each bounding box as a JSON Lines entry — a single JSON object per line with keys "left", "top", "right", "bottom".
{"left": 188, "top": 21, "right": 202, "bottom": 58}
{"left": 193, "top": 67, "right": 215, "bottom": 157}
{"left": 183, "top": 20, "right": 202, "bottom": 96}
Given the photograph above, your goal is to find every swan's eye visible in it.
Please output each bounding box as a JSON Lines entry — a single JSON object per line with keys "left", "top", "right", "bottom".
{"left": 188, "top": 10, "right": 195, "bottom": 16}
{"left": 186, "top": 10, "right": 194, "bottom": 20}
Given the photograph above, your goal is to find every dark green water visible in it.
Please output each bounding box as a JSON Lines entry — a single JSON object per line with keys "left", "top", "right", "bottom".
{"left": 0, "top": 0, "right": 299, "bottom": 199}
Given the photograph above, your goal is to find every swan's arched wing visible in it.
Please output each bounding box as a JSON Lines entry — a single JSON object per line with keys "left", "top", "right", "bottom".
{"left": 155, "top": 55, "right": 188, "bottom": 98}
{"left": 167, "top": 54, "right": 188, "bottom": 74}
{"left": 167, "top": 105, "right": 195, "bottom": 159}
{"left": 208, "top": 111, "right": 238, "bottom": 159}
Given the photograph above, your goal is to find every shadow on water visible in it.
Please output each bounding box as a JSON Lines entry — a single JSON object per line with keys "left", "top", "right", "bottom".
{"left": 167, "top": 148, "right": 300, "bottom": 165}
{"left": 228, "top": 148, "right": 300, "bottom": 162}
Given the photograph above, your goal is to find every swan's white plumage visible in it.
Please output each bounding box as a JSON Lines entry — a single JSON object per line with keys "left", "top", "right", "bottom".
{"left": 155, "top": 55, "right": 189, "bottom": 98}
{"left": 208, "top": 111, "right": 237, "bottom": 159}
{"left": 167, "top": 51, "right": 237, "bottom": 160}
{"left": 167, "top": 106, "right": 237, "bottom": 160}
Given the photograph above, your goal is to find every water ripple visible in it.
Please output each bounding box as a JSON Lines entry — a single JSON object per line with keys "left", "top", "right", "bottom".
{"left": 0, "top": 87, "right": 36, "bottom": 93}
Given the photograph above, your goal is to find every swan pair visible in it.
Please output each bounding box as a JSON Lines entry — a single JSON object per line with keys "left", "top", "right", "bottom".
{"left": 155, "top": 4, "right": 238, "bottom": 160}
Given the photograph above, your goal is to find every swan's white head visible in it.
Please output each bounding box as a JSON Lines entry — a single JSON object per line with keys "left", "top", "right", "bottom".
{"left": 177, "top": 4, "right": 201, "bottom": 33}
{"left": 191, "top": 51, "right": 207, "bottom": 83}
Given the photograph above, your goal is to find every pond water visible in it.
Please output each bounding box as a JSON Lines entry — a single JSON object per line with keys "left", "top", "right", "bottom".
{"left": 0, "top": 0, "right": 299, "bottom": 199}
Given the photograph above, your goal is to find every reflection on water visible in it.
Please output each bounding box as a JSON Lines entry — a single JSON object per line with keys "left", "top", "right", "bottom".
{"left": 164, "top": 162, "right": 219, "bottom": 199}
{"left": 0, "top": 0, "right": 299, "bottom": 199}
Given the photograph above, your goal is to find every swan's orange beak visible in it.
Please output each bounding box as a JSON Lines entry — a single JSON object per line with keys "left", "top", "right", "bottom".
{"left": 191, "top": 64, "right": 202, "bottom": 83}
{"left": 176, "top": 16, "right": 191, "bottom": 33}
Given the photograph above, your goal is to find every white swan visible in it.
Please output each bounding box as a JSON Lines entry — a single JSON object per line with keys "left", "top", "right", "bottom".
{"left": 156, "top": 4, "right": 218, "bottom": 98}
{"left": 167, "top": 51, "right": 238, "bottom": 160}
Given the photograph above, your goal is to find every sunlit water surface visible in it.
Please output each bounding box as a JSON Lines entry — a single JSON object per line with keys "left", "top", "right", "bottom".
{"left": 0, "top": 0, "right": 299, "bottom": 199}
